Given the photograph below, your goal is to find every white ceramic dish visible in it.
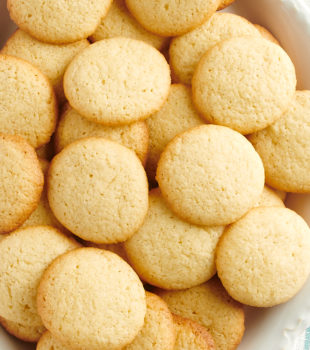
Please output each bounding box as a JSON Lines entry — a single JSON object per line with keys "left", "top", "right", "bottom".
{"left": 1, "top": 0, "right": 310, "bottom": 349}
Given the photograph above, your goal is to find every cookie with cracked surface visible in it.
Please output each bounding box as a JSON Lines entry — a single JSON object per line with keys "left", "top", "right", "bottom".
{"left": 170, "top": 13, "right": 260, "bottom": 85}
{"left": 158, "top": 277, "right": 245, "bottom": 350}
{"left": 249, "top": 91, "right": 310, "bottom": 192}
{"left": 48, "top": 137, "right": 148, "bottom": 244}
{"left": 192, "top": 37, "right": 296, "bottom": 134}
{"left": 1, "top": 30, "right": 89, "bottom": 103}
{"left": 64, "top": 38, "right": 170, "bottom": 126}
{"left": 146, "top": 84, "right": 204, "bottom": 183}
{"left": 55, "top": 104, "right": 149, "bottom": 165}
{"left": 125, "top": 189, "right": 224, "bottom": 289}
{"left": 0, "top": 134, "right": 44, "bottom": 234}
{"left": 125, "top": 0, "right": 220, "bottom": 37}
{"left": 37, "top": 248, "right": 146, "bottom": 350}
{"left": 0, "top": 55, "right": 57, "bottom": 148}
{"left": 216, "top": 207, "right": 310, "bottom": 307}
{"left": 90, "top": 0, "right": 169, "bottom": 51}
{"left": 156, "top": 125, "right": 265, "bottom": 226}
{"left": 0, "top": 226, "right": 80, "bottom": 333}
{"left": 7, "top": 0, "right": 112, "bottom": 44}
{"left": 173, "top": 315, "right": 215, "bottom": 350}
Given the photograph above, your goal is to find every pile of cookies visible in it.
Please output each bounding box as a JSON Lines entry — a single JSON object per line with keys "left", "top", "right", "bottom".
{"left": 0, "top": 0, "right": 310, "bottom": 349}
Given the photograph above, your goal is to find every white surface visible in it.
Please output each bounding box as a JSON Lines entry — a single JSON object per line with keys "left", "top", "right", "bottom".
{"left": 1, "top": 0, "right": 310, "bottom": 349}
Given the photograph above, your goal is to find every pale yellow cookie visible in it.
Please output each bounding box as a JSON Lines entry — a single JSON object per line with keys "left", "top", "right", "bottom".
{"left": 1, "top": 30, "right": 89, "bottom": 103}
{"left": 55, "top": 104, "right": 149, "bottom": 165}
{"left": 173, "top": 315, "right": 215, "bottom": 350}
{"left": 48, "top": 137, "right": 148, "bottom": 243}
{"left": 123, "top": 292, "right": 175, "bottom": 350}
{"left": 84, "top": 241, "right": 128, "bottom": 263}
{"left": 158, "top": 278, "right": 245, "bottom": 350}
{"left": 64, "top": 38, "right": 171, "bottom": 126}
{"left": 254, "top": 186, "right": 285, "bottom": 208}
{"left": 0, "top": 55, "right": 57, "bottom": 148}
{"left": 0, "top": 317, "right": 45, "bottom": 343}
{"left": 216, "top": 207, "right": 310, "bottom": 307}
{"left": 37, "top": 248, "right": 146, "bottom": 350}
{"left": 249, "top": 91, "right": 310, "bottom": 192}
{"left": 273, "top": 189, "right": 287, "bottom": 201}
{"left": 217, "top": 0, "right": 235, "bottom": 10}
{"left": 156, "top": 125, "right": 264, "bottom": 226}
{"left": 125, "top": 189, "right": 224, "bottom": 289}
{"left": 0, "top": 134, "right": 44, "bottom": 234}
{"left": 7, "top": 0, "right": 112, "bottom": 44}
{"left": 192, "top": 37, "right": 296, "bottom": 134}
{"left": 170, "top": 13, "right": 260, "bottom": 85}
{"left": 146, "top": 84, "right": 204, "bottom": 183}
{"left": 90, "top": 0, "right": 169, "bottom": 51}
{"left": 254, "top": 24, "right": 280, "bottom": 45}
{"left": 0, "top": 226, "right": 80, "bottom": 331}
{"left": 37, "top": 331, "right": 70, "bottom": 350}
{"left": 125, "top": 0, "right": 220, "bottom": 37}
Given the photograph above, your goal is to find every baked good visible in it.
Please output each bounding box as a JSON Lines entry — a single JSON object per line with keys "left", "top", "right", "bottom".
{"left": 217, "top": 0, "right": 235, "bottom": 10}
{"left": 37, "top": 331, "right": 69, "bottom": 350}
{"left": 254, "top": 186, "right": 285, "bottom": 208}
{"left": 254, "top": 24, "right": 280, "bottom": 45}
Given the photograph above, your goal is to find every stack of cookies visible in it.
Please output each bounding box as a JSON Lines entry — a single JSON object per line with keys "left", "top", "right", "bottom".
{"left": 0, "top": 0, "right": 310, "bottom": 349}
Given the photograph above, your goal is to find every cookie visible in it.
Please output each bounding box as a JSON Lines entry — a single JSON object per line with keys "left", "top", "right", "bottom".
{"left": 273, "top": 189, "right": 287, "bottom": 201}
{"left": 173, "top": 315, "right": 215, "bottom": 350}
{"left": 1, "top": 30, "right": 89, "bottom": 103}
{"left": 64, "top": 38, "right": 170, "bottom": 126}
{"left": 0, "top": 134, "right": 44, "bottom": 234}
{"left": 90, "top": 0, "right": 169, "bottom": 51}
{"left": 55, "top": 104, "right": 149, "bottom": 165}
{"left": 0, "top": 317, "right": 45, "bottom": 343}
{"left": 156, "top": 125, "right": 264, "bottom": 226}
{"left": 192, "top": 37, "right": 296, "bottom": 134}
{"left": 37, "top": 331, "right": 69, "bottom": 350}
{"left": 0, "top": 55, "right": 57, "bottom": 148}
{"left": 249, "top": 91, "right": 310, "bottom": 192}
{"left": 125, "top": 189, "right": 224, "bottom": 289}
{"left": 7, "top": 0, "right": 112, "bottom": 44}
{"left": 48, "top": 137, "right": 148, "bottom": 243}
{"left": 254, "top": 24, "right": 280, "bottom": 45}
{"left": 0, "top": 226, "right": 80, "bottom": 332}
{"left": 125, "top": 0, "right": 220, "bottom": 37}
{"left": 85, "top": 241, "right": 128, "bottom": 263}
{"left": 217, "top": 0, "right": 235, "bottom": 10}
{"left": 37, "top": 248, "right": 146, "bottom": 350}
{"left": 170, "top": 13, "right": 260, "bottom": 85}
{"left": 158, "top": 278, "right": 245, "bottom": 350}
{"left": 216, "top": 207, "right": 310, "bottom": 307}
{"left": 146, "top": 84, "right": 204, "bottom": 184}
{"left": 124, "top": 292, "right": 175, "bottom": 350}
{"left": 254, "top": 186, "right": 285, "bottom": 208}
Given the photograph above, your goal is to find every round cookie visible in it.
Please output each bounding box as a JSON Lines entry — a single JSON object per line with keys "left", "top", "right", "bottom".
{"left": 158, "top": 278, "right": 245, "bottom": 350}
{"left": 273, "top": 189, "right": 287, "bottom": 201}
{"left": 125, "top": 0, "right": 221, "bottom": 37}
{"left": 156, "top": 125, "right": 265, "bottom": 226}
{"left": 249, "top": 91, "right": 310, "bottom": 192}
{"left": 146, "top": 84, "right": 204, "bottom": 183}
{"left": 123, "top": 292, "right": 175, "bottom": 350}
{"left": 169, "top": 13, "right": 260, "bottom": 85}
{"left": 192, "top": 37, "right": 296, "bottom": 134}
{"left": 0, "top": 317, "right": 45, "bottom": 343}
{"left": 7, "top": 0, "right": 112, "bottom": 44}
{"left": 216, "top": 207, "right": 310, "bottom": 307}
{"left": 125, "top": 189, "right": 224, "bottom": 289}
{"left": 254, "top": 24, "right": 280, "bottom": 45}
{"left": 0, "top": 55, "right": 57, "bottom": 148}
{"left": 217, "top": 0, "right": 235, "bottom": 10}
{"left": 64, "top": 38, "right": 171, "bottom": 126}
{"left": 254, "top": 186, "right": 285, "bottom": 208}
{"left": 90, "top": 0, "right": 169, "bottom": 51}
{"left": 37, "top": 331, "right": 70, "bottom": 350}
{"left": 85, "top": 241, "right": 128, "bottom": 263}
{"left": 37, "top": 248, "right": 146, "bottom": 350}
{"left": 0, "top": 134, "right": 44, "bottom": 234}
{"left": 55, "top": 104, "right": 149, "bottom": 165}
{"left": 48, "top": 137, "right": 149, "bottom": 243}
{"left": 173, "top": 315, "right": 215, "bottom": 350}
{"left": 1, "top": 30, "right": 89, "bottom": 103}
{"left": 0, "top": 226, "right": 80, "bottom": 329}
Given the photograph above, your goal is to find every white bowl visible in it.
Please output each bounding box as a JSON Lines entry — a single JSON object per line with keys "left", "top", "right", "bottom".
{"left": 1, "top": 0, "right": 310, "bottom": 349}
